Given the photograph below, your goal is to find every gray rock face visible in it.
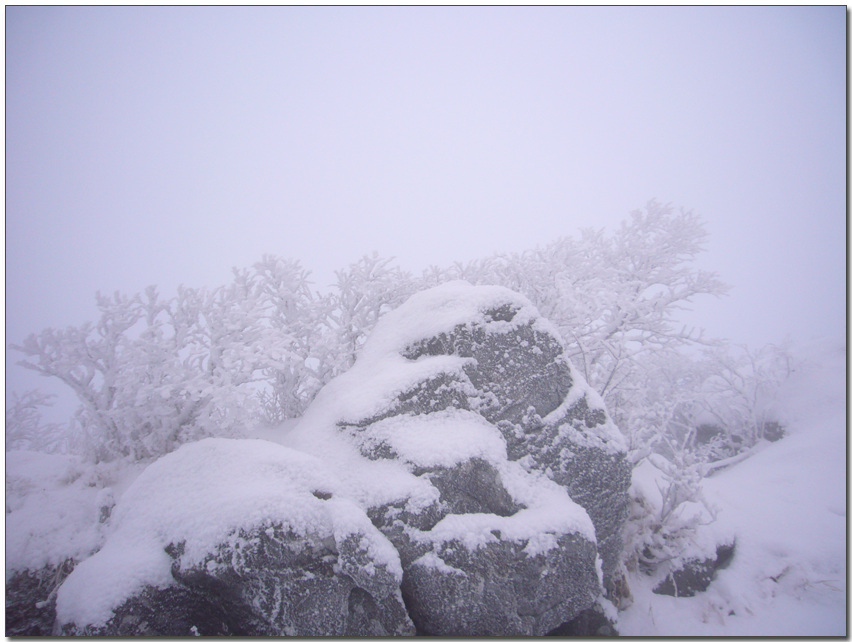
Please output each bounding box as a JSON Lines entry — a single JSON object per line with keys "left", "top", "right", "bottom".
{"left": 361, "top": 285, "right": 632, "bottom": 597}
{"left": 402, "top": 533, "right": 600, "bottom": 636}
{"left": 547, "top": 600, "right": 620, "bottom": 636}
{"left": 171, "top": 525, "right": 412, "bottom": 636}
{"left": 423, "top": 457, "right": 520, "bottom": 518}
{"left": 63, "top": 525, "right": 413, "bottom": 636}
{"left": 61, "top": 584, "right": 256, "bottom": 636}
{"left": 400, "top": 303, "right": 574, "bottom": 424}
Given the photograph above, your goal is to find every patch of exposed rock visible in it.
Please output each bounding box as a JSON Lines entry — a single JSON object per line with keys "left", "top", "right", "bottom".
{"left": 5, "top": 561, "right": 75, "bottom": 636}
{"left": 652, "top": 541, "right": 736, "bottom": 598}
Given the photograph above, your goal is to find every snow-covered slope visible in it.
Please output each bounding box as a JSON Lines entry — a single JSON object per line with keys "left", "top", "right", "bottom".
{"left": 619, "top": 337, "right": 846, "bottom": 636}
{"left": 6, "top": 452, "right": 110, "bottom": 575}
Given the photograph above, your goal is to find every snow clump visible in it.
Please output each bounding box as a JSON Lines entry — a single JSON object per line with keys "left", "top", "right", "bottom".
{"left": 54, "top": 438, "right": 402, "bottom": 629}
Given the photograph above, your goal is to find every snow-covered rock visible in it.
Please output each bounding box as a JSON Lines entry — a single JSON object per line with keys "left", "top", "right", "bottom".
{"left": 286, "top": 281, "right": 630, "bottom": 633}
{"left": 6, "top": 451, "right": 113, "bottom": 575}
{"left": 54, "top": 438, "right": 413, "bottom": 636}
{"left": 348, "top": 410, "right": 600, "bottom": 635}
{"left": 652, "top": 542, "right": 736, "bottom": 597}
{"left": 380, "top": 282, "right": 631, "bottom": 591}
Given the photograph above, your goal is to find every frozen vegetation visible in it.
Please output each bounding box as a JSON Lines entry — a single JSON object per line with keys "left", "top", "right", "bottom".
{"left": 6, "top": 202, "right": 846, "bottom": 635}
{"left": 619, "top": 337, "right": 846, "bottom": 635}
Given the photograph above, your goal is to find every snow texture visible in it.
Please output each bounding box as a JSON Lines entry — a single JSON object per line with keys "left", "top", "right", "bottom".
{"left": 54, "top": 438, "right": 402, "bottom": 628}
{"left": 6, "top": 451, "right": 113, "bottom": 574}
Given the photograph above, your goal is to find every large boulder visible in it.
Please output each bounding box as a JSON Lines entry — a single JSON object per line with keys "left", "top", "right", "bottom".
{"left": 343, "top": 410, "right": 601, "bottom": 635}
{"left": 287, "top": 281, "right": 632, "bottom": 633}
{"left": 54, "top": 439, "right": 413, "bottom": 636}
{"left": 390, "top": 284, "right": 632, "bottom": 591}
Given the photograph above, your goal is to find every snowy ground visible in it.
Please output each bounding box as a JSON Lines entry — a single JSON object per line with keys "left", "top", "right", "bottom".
{"left": 618, "top": 337, "right": 847, "bottom": 636}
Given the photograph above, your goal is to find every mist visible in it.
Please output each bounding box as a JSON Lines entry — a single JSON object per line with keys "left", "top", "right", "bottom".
{"left": 6, "top": 6, "right": 846, "bottom": 416}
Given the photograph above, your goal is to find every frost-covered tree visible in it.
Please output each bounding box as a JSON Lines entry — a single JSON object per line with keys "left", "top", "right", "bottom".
{"left": 700, "top": 342, "right": 793, "bottom": 446}
{"left": 11, "top": 258, "right": 321, "bottom": 461}
{"left": 321, "top": 252, "right": 418, "bottom": 376}
{"left": 12, "top": 291, "right": 147, "bottom": 461}
{"left": 5, "top": 390, "right": 66, "bottom": 453}
{"left": 616, "top": 340, "right": 794, "bottom": 578}
{"left": 11, "top": 201, "right": 793, "bottom": 472}
{"left": 622, "top": 448, "right": 719, "bottom": 577}
{"left": 244, "top": 256, "right": 325, "bottom": 422}
{"left": 616, "top": 341, "right": 794, "bottom": 465}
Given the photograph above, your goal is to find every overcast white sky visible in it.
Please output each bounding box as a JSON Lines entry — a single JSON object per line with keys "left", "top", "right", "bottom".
{"left": 5, "top": 6, "right": 846, "bottom": 411}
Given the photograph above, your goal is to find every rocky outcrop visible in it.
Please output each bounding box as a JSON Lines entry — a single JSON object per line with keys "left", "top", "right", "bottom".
{"left": 61, "top": 525, "right": 412, "bottom": 636}
{"left": 287, "top": 281, "right": 631, "bottom": 634}
{"left": 16, "top": 282, "right": 632, "bottom": 636}
{"left": 339, "top": 282, "right": 632, "bottom": 596}
{"left": 342, "top": 410, "right": 601, "bottom": 635}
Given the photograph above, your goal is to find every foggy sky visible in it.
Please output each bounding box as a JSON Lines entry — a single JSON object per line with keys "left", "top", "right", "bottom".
{"left": 6, "top": 6, "right": 846, "bottom": 412}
